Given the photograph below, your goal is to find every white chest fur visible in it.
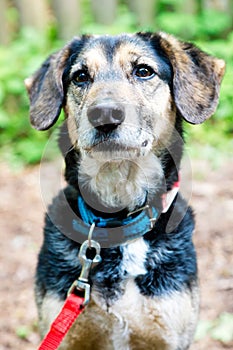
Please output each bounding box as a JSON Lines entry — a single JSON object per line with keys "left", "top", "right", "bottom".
{"left": 121, "top": 238, "right": 148, "bottom": 277}
{"left": 79, "top": 153, "right": 163, "bottom": 211}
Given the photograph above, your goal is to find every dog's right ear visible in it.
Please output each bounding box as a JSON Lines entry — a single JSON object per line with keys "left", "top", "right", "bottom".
{"left": 25, "top": 38, "right": 83, "bottom": 130}
{"left": 25, "top": 51, "right": 66, "bottom": 130}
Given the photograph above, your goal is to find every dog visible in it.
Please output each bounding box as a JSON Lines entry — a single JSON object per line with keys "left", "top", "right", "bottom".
{"left": 25, "top": 32, "right": 225, "bottom": 350}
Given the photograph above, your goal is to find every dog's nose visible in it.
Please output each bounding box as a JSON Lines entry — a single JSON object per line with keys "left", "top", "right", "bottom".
{"left": 87, "top": 103, "right": 125, "bottom": 133}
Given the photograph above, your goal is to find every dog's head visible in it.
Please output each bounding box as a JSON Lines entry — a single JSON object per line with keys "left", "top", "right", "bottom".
{"left": 25, "top": 32, "right": 224, "bottom": 155}
{"left": 25, "top": 32, "right": 225, "bottom": 210}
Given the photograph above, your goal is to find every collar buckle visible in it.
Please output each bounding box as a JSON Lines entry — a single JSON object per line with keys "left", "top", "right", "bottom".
{"left": 147, "top": 206, "right": 157, "bottom": 229}
{"left": 127, "top": 203, "right": 157, "bottom": 229}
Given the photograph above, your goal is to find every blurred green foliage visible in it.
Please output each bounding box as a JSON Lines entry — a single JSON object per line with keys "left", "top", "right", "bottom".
{"left": 195, "top": 313, "right": 233, "bottom": 344}
{"left": 0, "top": 28, "right": 63, "bottom": 166}
{"left": 185, "top": 32, "right": 233, "bottom": 161}
{"left": 0, "top": 0, "right": 232, "bottom": 166}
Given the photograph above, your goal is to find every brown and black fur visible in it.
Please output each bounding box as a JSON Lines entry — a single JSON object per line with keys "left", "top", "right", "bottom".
{"left": 25, "top": 32, "right": 225, "bottom": 350}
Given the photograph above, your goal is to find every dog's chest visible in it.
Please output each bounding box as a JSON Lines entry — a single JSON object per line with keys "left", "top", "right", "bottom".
{"left": 60, "top": 239, "right": 197, "bottom": 350}
{"left": 61, "top": 278, "right": 197, "bottom": 350}
{"left": 114, "top": 238, "right": 149, "bottom": 276}
{"left": 40, "top": 229, "right": 198, "bottom": 349}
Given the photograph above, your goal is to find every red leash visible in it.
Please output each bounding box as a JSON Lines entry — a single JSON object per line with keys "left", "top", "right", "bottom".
{"left": 38, "top": 238, "right": 102, "bottom": 350}
{"left": 38, "top": 293, "right": 85, "bottom": 350}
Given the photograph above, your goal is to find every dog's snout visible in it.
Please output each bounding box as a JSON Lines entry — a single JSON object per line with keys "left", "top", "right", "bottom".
{"left": 87, "top": 103, "right": 125, "bottom": 132}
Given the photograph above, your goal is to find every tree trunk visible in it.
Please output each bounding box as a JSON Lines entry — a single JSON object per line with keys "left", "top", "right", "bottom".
{"left": 127, "top": 0, "right": 156, "bottom": 27}
{"left": 51, "top": 0, "right": 81, "bottom": 40}
{"left": 91, "top": 0, "right": 117, "bottom": 25}
{"left": 0, "top": 0, "right": 11, "bottom": 45}
{"left": 203, "top": 0, "right": 231, "bottom": 11}
{"left": 178, "top": 0, "right": 198, "bottom": 14}
{"left": 15, "top": 0, "right": 49, "bottom": 32}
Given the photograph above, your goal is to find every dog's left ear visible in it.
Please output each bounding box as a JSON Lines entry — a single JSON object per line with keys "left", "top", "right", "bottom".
{"left": 157, "top": 32, "right": 225, "bottom": 124}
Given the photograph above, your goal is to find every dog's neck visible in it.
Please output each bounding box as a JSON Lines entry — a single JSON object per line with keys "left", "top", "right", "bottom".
{"left": 78, "top": 152, "right": 164, "bottom": 213}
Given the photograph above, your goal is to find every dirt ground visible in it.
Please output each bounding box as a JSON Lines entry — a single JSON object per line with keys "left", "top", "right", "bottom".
{"left": 0, "top": 157, "right": 232, "bottom": 350}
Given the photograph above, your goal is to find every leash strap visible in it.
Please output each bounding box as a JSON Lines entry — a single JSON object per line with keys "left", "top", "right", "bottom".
{"left": 38, "top": 293, "right": 85, "bottom": 350}
{"left": 38, "top": 237, "right": 101, "bottom": 350}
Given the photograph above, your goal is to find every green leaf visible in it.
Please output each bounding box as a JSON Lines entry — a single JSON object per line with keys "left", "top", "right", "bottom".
{"left": 16, "top": 326, "right": 30, "bottom": 340}
{"left": 195, "top": 314, "right": 233, "bottom": 343}
{"left": 195, "top": 319, "right": 214, "bottom": 340}
{"left": 0, "top": 110, "right": 9, "bottom": 128}
{"left": 210, "top": 313, "right": 233, "bottom": 343}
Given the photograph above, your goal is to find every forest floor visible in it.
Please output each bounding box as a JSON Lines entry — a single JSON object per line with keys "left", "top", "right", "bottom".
{"left": 0, "top": 156, "right": 232, "bottom": 350}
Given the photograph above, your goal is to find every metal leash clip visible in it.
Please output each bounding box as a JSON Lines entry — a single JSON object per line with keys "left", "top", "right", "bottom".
{"left": 68, "top": 223, "right": 102, "bottom": 305}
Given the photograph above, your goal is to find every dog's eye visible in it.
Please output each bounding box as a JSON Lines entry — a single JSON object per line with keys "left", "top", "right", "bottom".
{"left": 133, "top": 65, "right": 155, "bottom": 80}
{"left": 72, "top": 70, "right": 90, "bottom": 86}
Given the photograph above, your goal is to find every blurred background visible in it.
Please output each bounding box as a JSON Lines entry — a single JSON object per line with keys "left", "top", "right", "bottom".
{"left": 0, "top": 1, "right": 232, "bottom": 350}
{"left": 0, "top": 0, "right": 232, "bottom": 165}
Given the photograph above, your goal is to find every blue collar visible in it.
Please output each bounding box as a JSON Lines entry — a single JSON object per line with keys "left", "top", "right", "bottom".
{"left": 72, "top": 194, "right": 159, "bottom": 248}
